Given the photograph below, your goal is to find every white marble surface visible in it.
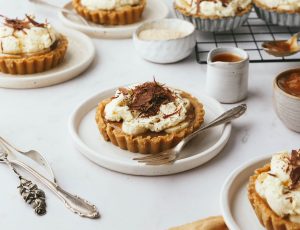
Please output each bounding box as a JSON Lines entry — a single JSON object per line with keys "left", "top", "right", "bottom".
{"left": 0, "top": 1, "right": 299, "bottom": 229}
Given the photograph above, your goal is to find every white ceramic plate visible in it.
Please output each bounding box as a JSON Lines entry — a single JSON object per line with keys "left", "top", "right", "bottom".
{"left": 59, "top": 0, "right": 169, "bottom": 39}
{"left": 221, "top": 155, "right": 272, "bottom": 230}
{"left": 69, "top": 86, "right": 232, "bottom": 176}
{"left": 0, "top": 27, "right": 95, "bottom": 89}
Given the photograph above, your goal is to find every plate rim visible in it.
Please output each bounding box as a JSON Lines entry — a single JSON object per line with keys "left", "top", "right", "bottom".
{"left": 58, "top": 0, "right": 169, "bottom": 38}
{"left": 68, "top": 85, "right": 232, "bottom": 175}
{"left": 0, "top": 27, "right": 95, "bottom": 89}
{"left": 220, "top": 154, "right": 273, "bottom": 230}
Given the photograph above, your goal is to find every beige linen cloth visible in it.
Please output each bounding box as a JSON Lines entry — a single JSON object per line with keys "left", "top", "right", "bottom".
{"left": 169, "top": 216, "right": 229, "bottom": 230}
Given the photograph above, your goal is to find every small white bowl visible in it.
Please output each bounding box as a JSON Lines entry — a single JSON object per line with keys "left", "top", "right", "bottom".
{"left": 133, "top": 18, "right": 196, "bottom": 64}
{"left": 273, "top": 68, "right": 300, "bottom": 132}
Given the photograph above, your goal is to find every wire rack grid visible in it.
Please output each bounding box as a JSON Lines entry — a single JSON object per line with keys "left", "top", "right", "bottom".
{"left": 195, "top": 10, "right": 300, "bottom": 64}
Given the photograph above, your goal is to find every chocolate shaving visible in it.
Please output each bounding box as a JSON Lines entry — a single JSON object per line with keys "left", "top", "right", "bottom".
{"left": 290, "top": 150, "right": 300, "bottom": 166}
{"left": 290, "top": 166, "right": 300, "bottom": 189}
{"left": 285, "top": 197, "right": 293, "bottom": 203}
{"left": 25, "top": 15, "right": 46, "bottom": 28}
{"left": 163, "top": 107, "right": 182, "bottom": 119}
{"left": 267, "top": 173, "right": 277, "bottom": 177}
{"left": 220, "top": 0, "right": 230, "bottom": 7}
{"left": 0, "top": 15, "right": 47, "bottom": 32}
{"left": 288, "top": 149, "right": 300, "bottom": 190}
{"left": 127, "top": 80, "right": 175, "bottom": 117}
{"left": 2, "top": 18, "right": 30, "bottom": 31}
{"left": 118, "top": 87, "right": 130, "bottom": 95}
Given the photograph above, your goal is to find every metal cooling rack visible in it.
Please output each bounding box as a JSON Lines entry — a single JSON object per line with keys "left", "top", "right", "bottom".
{"left": 195, "top": 10, "right": 300, "bottom": 64}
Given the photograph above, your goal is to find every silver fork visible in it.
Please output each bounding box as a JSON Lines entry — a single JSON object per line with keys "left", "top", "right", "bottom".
{"left": 0, "top": 136, "right": 56, "bottom": 183}
{"left": 133, "top": 104, "right": 247, "bottom": 165}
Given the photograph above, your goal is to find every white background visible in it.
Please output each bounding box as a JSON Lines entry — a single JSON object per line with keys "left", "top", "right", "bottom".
{"left": 0, "top": 0, "right": 299, "bottom": 229}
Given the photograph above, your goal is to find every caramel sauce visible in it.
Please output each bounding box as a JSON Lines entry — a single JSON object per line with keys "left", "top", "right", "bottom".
{"left": 278, "top": 71, "right": 300, "bottom": 97}
{"left": 263, "top": 41, "right": 291, "bottom": 53}
{"left": 212, "top": 53, "right": 244, "bottom": 63}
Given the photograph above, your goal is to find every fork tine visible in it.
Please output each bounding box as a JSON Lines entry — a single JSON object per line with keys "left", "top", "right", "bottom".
{"left": 133, "top": 152, "right": 169, "bottom": 161}
{"left": 137, "top": 155, "right": 170, "bottom": 163}
{"left": 138, "top": 158, "right": 169, "bottom": 164}
{"left": 133, "top": 155, "right": 161, "bottom": 161}
{"left": 145, "top": 159, "right": 174, "bottom": 165}
{"left": 138, "top": 153, "right": 177, "bottom": 165}
{"left": 134, "top": 153, "right": 170, "bottom": 161}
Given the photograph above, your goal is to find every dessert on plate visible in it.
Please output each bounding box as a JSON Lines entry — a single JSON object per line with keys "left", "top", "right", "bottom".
{"left": 72, "top": 0, "right": 146, "bottom": 25}
{"left": 248, "top": 149, "right": 300, "bottom": 229}
{"left": 0, "top": 15, "right": 68, "bottom": 75}
{"left": 174, "top": 0, "right": 253, "bottom": 31}
{"left": 95, "top": 80, "right": 205, "bottom": 154}
{"left": 253, "top": 0, "right": 300, "bottom": 26}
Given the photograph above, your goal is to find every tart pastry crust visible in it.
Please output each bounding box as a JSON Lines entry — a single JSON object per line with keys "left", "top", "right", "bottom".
{"left": 95, "top": 91, "right": 205, "bottom": 154}
{"left": 248, "top": 164, "right": 300, "bottom": 230}
{"left": 253, "top": 0, "right": 300, "bottom": 14}
{"left": 0, "top": 36, "right": 68, "bottom": 75}
{"left": 72, "top": 0, "right": 146, "bottom": 25}
{"left": 174, "top": 2, "right": 253, "bottom": 19}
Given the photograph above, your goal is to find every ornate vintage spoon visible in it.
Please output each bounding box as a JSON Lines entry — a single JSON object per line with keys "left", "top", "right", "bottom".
{"left": 0, "top": 138, "right": 100, "bottom": 219}
{"left": 262, "top": 32, "right": 300, "bottom": 57}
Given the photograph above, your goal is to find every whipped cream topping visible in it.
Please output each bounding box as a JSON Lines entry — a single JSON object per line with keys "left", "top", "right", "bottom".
{"left": 104, "top": 83, "right": 191, "bottom": 135}
{"left": 175, "top": 0, "right": 252, "bottom": 17}
{"left": 256, "top": 0, "right": 300, "bottom": 11}
{"left": 80, "top": 0, "right": 141, "bottom": 10}
{"left": 0, "top": 16, "right": 58, "bottom": 55}
{"left": 256, "top": 151, "right": 300, "bottom": 223}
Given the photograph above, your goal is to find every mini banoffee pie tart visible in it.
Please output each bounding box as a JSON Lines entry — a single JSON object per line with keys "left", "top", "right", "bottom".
{"left": 0, "top": 15, "right": 68, "bottom": 75}
{"left": 72, "top": 0, "right": 146, "bottom": 25}
{"left": 248, "top": 150, "right": 300, "bottom": 230}
{"left": 253, "top": 0, "right": 300, "bottom": 26}
{"left": 174, "top": 0, "right": 252, "bottom": 31}
{"left": 95, "top": 81, "right": 205, "bottom": 154}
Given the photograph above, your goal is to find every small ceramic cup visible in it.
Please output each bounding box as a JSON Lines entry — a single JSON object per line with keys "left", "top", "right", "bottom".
{"left": 273, "top": 69, "right": 300, "bottom": 132}
{"left": 206, "top": 47, "right": 249, "bottom": 104}
{"left": 133, "top": 18, "right": 196, "bottom": 64}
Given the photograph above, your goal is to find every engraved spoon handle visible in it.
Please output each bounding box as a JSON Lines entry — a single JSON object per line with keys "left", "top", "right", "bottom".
{"left": 9, "top": 158, "right": 100, "bottom": 219}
